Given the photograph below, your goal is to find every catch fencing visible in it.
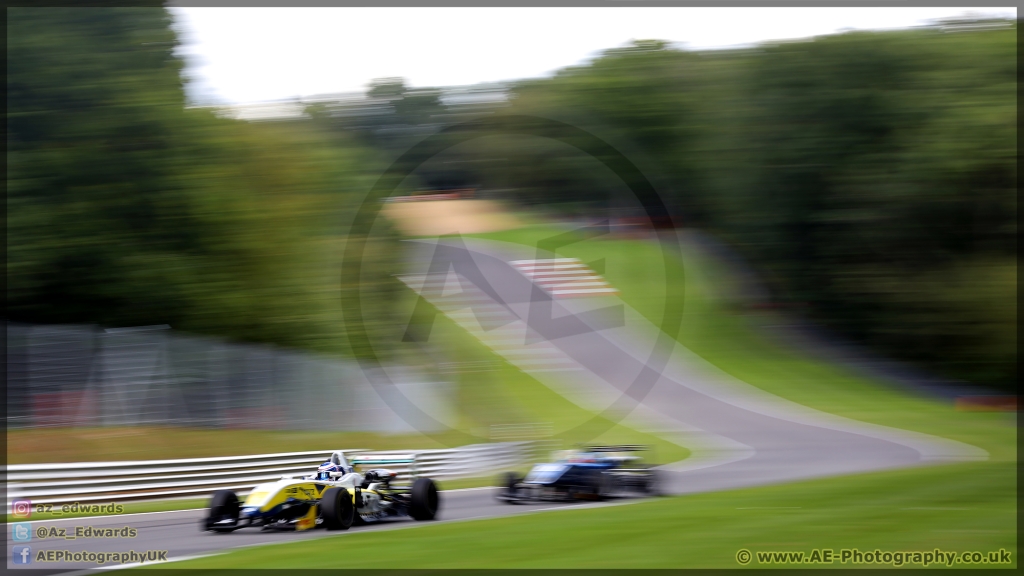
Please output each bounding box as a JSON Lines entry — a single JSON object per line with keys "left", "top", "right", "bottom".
{"left": 5, "top": 322, "right": 453, "bottom": 432}
{"left": 5, "top": 442, "right": 545, "bottom": 513}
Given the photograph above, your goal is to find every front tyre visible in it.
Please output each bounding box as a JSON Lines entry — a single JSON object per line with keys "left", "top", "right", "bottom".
{"left": 498, "top": 472, "right": 522, "bottom": 504}
{"left": 589, "top": 469, "right": 609, "bottom": 501}
{"left": 321, "top": 487, "right": 355, "bottom": 530}
{"left": 597, "top": 471, "right": 615, "bottom": 500}
{"left": 410, "top": 477, "right": 440, "bottom": 520}
{"left": 644, "top": 469, "right": 662, "bottom": 496}
{"left": 203, "top": 490, "right": 239, "bottom": 532}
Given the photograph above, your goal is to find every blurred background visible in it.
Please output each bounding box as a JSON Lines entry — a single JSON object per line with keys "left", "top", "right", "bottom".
{"left": 5, "top": 7, "right": 1016, "bottom": 461}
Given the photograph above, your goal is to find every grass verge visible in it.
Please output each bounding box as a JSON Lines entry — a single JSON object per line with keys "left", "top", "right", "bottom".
{"left": 148, "top": 460, "right": 1016, "bottom": 569}
{"left": 5, "top": 428, "right": 486, "bottom": 465}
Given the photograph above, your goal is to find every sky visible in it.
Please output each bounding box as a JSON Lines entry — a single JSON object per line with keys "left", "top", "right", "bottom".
{"left": 169, "top": 7, "right": 1017, "bottom": 106}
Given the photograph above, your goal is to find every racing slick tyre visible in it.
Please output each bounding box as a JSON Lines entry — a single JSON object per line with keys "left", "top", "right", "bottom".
{"left": 584, "top": 469, "right": 606, "bottom": 501}
{"left": 597, "top": 471, "right": 615, "bottom": 500}
{"left": 644, "top": 469, "right": 662, "bottom": 496}
{"left": 203, "top": 490, "right": 240, "bottom": 532}
{"left": 410, "top": 477, "right": 440, "bottom": 521}
{"left": 321, "top": 487, "right": 355, "bottom": 530}
{"left": 498, "top": 472, "right": 523, "bottom": 504}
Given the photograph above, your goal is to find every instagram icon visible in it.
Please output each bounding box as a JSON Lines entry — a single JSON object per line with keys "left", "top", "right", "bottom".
{"left": 12, "top": 499, "right": 32, "bottom": 518}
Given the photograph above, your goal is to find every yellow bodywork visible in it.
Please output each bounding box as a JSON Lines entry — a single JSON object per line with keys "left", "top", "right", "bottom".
{"left": 242, "top": 478, "right": 365, "bottom": 531}
{"left": 295, "top": 504, "right": 318, "bottom": 531}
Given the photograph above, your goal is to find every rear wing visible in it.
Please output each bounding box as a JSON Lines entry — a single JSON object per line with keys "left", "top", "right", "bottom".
{"left": 575, "top": 444, "right": 657, "bottom": 468}
{"left": 581, "top": 445, "right": 649, "bottom": 453}
{"left": 348, "top": 453, "right": 421, "bottom": 478}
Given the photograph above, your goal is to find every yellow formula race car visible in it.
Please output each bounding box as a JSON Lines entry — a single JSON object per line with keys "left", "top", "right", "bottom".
{"left": 201, "top": 452, "right": 440, "bottom": 532}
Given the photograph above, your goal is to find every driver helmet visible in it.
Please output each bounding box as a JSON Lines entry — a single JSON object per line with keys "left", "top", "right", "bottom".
{"left": 316, "top": 462, "right": 342, "bottom": 481}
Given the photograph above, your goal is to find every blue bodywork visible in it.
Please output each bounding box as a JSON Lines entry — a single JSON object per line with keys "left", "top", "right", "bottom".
{"left": 500, "top": 446, "right": 656, "bottom": 503}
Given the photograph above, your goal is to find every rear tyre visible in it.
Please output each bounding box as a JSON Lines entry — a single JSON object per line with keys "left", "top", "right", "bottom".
{"left": 204, "top": 490, "right": 239, "bottom": 532}
{"left": 410, "top": 477, "right": 439, "bottom": 520}
{"left": 321, "top": 487, "right": 354, "bottom": 530}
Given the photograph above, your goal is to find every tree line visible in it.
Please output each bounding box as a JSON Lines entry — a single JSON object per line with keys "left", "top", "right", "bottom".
{"left": 7, "top": 9, "right": 1015, "bottom": 391}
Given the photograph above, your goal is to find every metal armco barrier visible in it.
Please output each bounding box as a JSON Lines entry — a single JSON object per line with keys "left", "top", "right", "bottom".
{"left": 5, "top": 442, "right": 539, "bottom": 513}
{"left": 6, "top": 322, "right": 454, "bottom": 433}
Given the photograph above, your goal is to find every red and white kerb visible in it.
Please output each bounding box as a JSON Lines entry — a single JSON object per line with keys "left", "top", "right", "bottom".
{"left": 509, "top": 258, "right": 619, "bottom": 298}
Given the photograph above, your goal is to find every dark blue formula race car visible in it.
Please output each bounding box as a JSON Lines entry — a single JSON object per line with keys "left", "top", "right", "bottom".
{"left": 497, "top": 445, "right": 661, "bottom": 503}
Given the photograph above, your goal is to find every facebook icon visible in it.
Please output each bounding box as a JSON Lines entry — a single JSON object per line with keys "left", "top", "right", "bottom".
{"left": 12, "top": 545, "right": 33, "bottom": 565}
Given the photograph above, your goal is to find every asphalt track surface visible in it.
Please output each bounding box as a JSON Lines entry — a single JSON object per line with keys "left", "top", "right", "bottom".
{"left": 7, "top": 234, "right": 987, "bottom": 572}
